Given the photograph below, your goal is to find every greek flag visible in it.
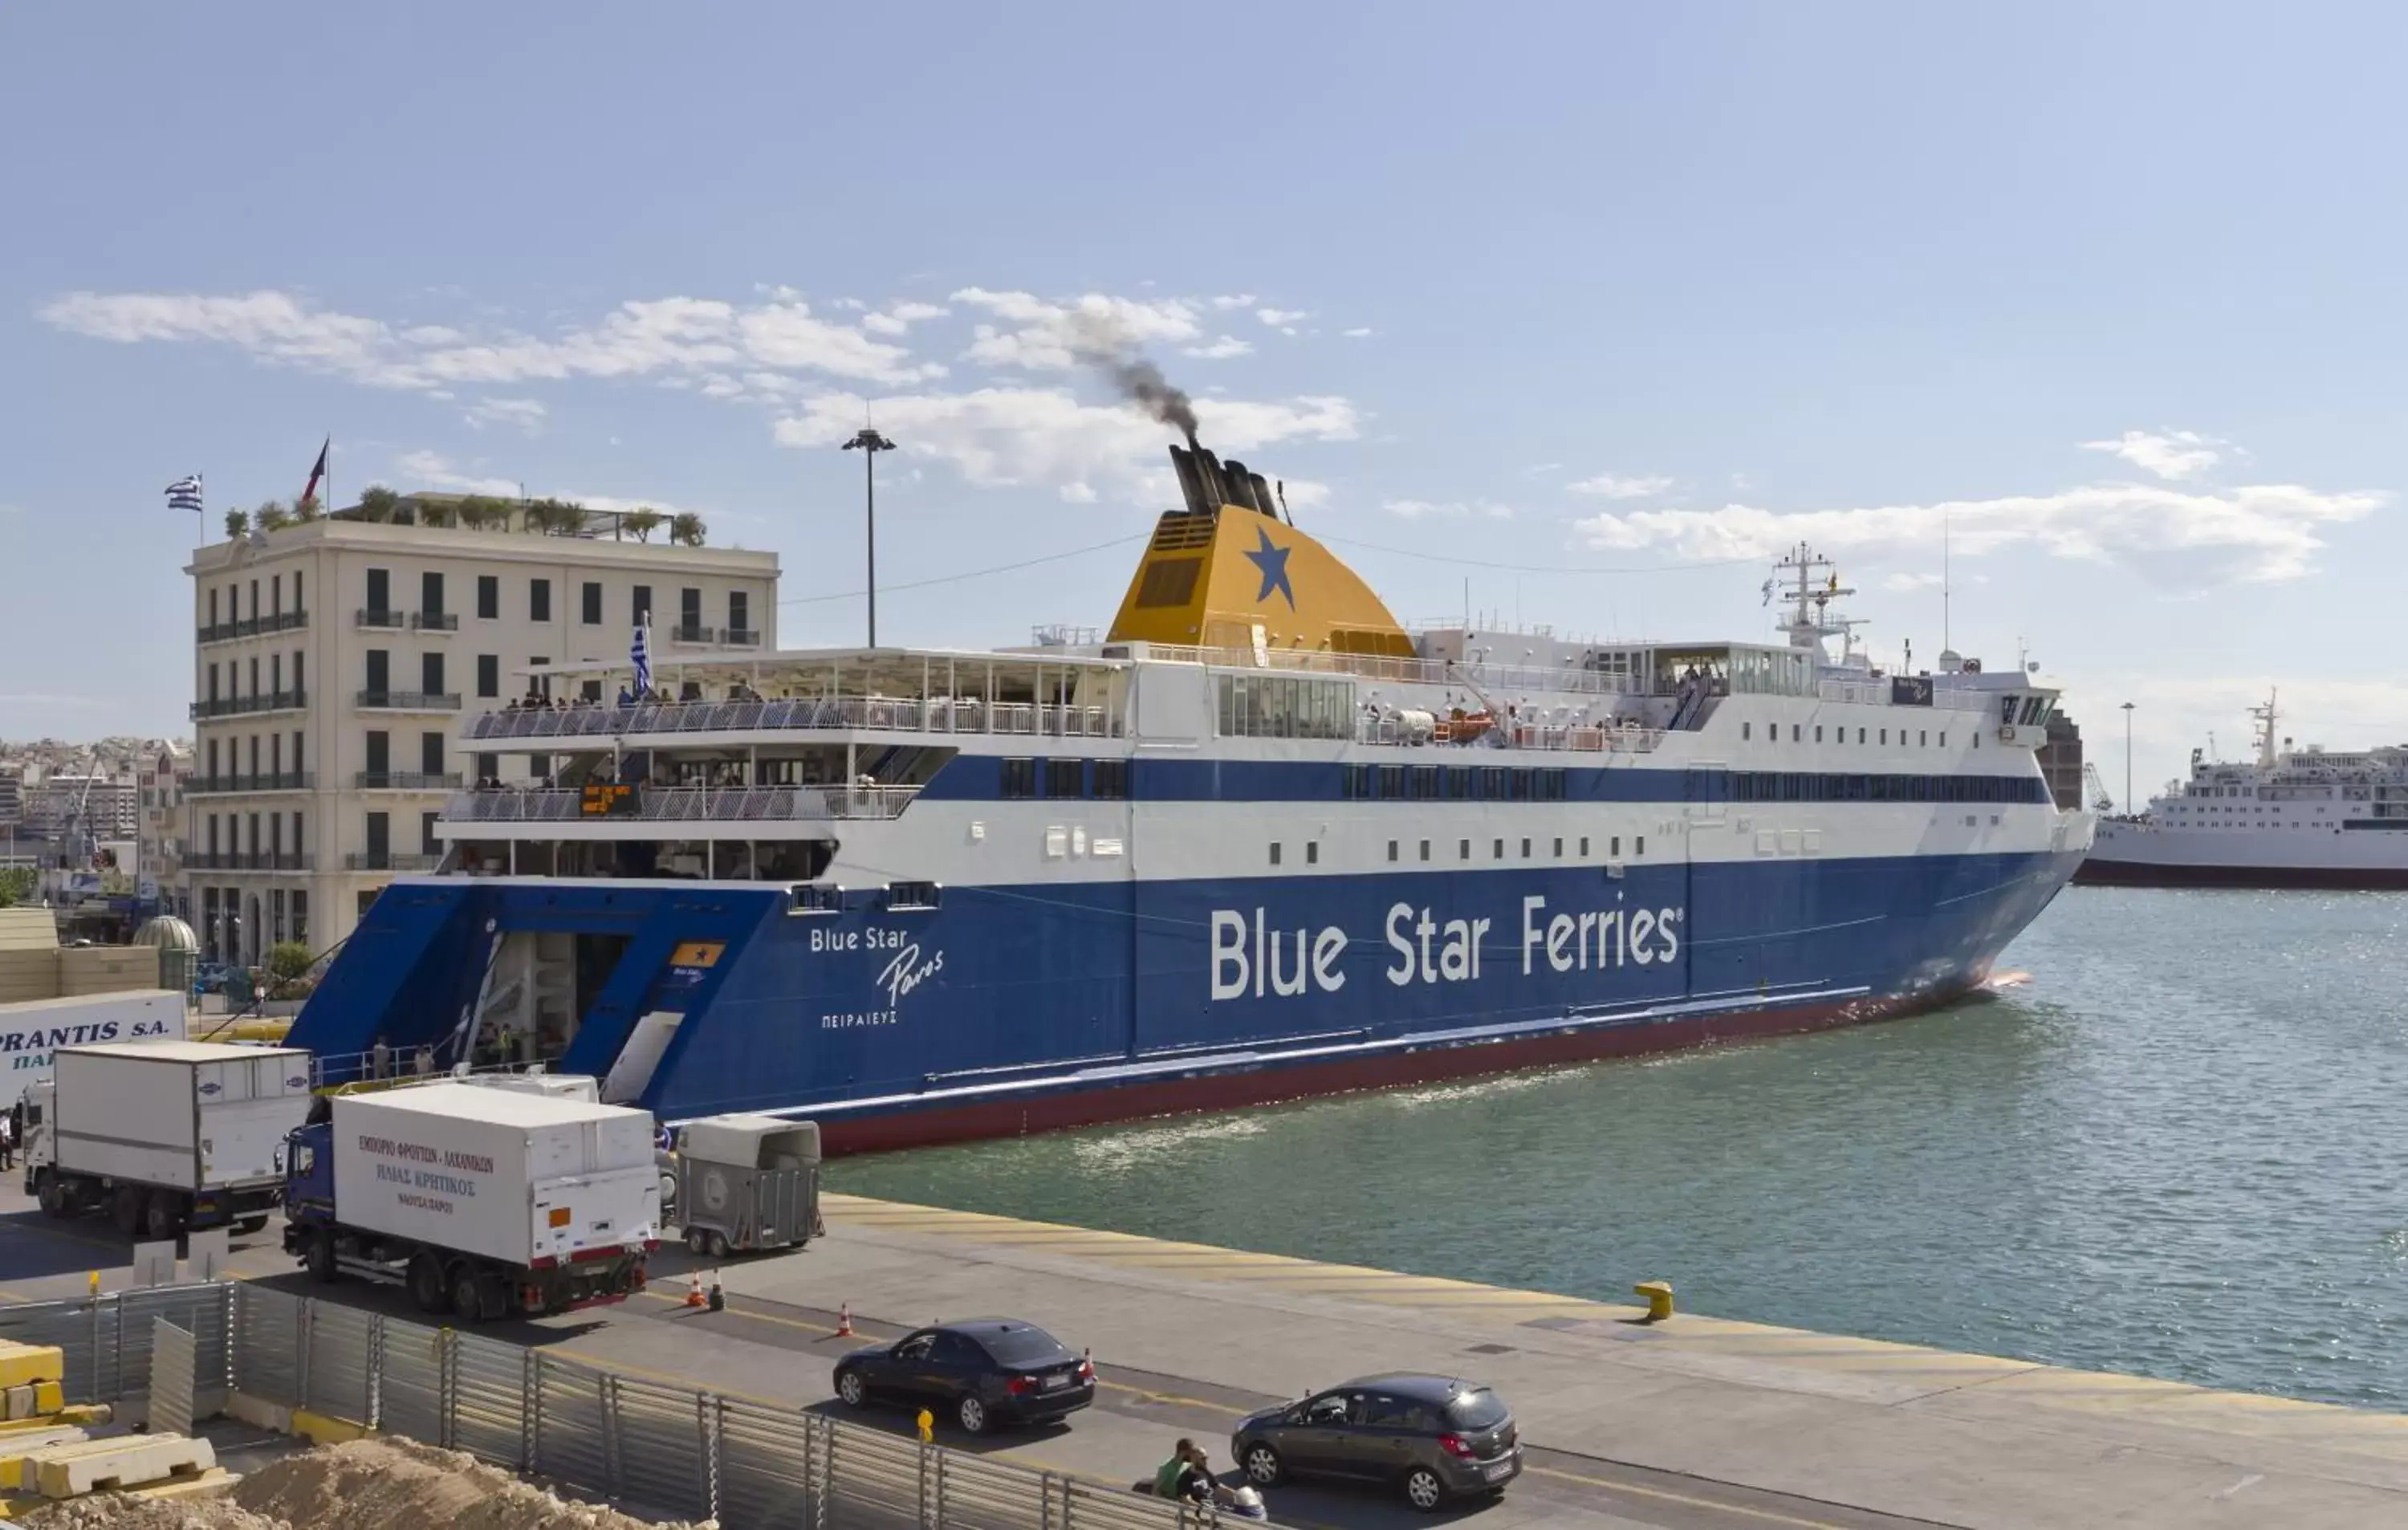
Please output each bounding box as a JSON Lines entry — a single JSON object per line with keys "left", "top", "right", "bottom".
{"left": 165, "top": 474, "right": 204, "bottom": 514}
{"left": 631, "top": 621, "right": 652, "bottom": 695}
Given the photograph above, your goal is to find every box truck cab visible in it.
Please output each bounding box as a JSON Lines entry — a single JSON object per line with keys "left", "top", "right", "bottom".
{"left": 283, "top": 1080, "right": 660, "bottom": 1322}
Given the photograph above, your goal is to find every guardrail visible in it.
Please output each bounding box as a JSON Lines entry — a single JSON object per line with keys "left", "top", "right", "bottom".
{"left": 445, "top": 784, "right": 921, "bottom": 824}
{"left": 463, "top": 697, "right": 1120, "bottom": 743}
{"left": 0, "top": 1281, "right": 1253, "bottom": 1530}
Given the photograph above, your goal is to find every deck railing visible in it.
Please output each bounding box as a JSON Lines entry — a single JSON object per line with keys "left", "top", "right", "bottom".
{"left": 444, "top": 783, "right": 921, "bottom": 824}
{"left": 462, "top": 696, "right": 1118, "bottom": 743}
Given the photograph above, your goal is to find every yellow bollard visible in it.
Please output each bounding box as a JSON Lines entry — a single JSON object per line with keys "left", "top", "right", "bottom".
{"left": 85, "top": 1272, "right": 98, "bottom": 1297}
{"left": 1633, "top": 1280, "right": 1675, "bottom": 1322}
{"left": 915, "top": 1408, "right": 934, "bottom": 1444}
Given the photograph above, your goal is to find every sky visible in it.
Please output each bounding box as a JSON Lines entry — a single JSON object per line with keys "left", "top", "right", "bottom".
{"left": 5, "top": 2, "right": 2406, "bottom": 803}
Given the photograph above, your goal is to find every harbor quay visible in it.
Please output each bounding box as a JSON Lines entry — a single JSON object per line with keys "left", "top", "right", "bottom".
{"left": 1, "top": 1186, "right": 2403, "bottom": 1528}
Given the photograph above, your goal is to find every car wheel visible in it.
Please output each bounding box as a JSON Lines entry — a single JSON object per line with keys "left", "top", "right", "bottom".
{"left": 1404, "top": 1466, "right": 1447, "bottom": 1512}
{"left": 836, "top": 1369, "right": 868, "bottom": 1408}
{"left": 957, "top": 1394, "right": 991, "bottom": 1435}
{"left": 1242, "top": 1443, "right": 1284, "bottom": 1487}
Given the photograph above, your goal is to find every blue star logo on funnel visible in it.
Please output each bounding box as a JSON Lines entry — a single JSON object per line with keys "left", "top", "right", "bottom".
{"left": 1245, "top": 527, "right": 1296, "bottom": 608}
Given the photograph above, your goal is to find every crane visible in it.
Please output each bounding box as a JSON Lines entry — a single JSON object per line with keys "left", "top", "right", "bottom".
{"left": 2082, "top": 761, "right": 2115, "bottom": 814}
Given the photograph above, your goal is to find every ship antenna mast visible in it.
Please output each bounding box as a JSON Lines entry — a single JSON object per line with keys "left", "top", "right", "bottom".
{"left": 1942, "top": 510, "right": 1951, "bottom": 655}
{"left": 1765, "top": 542, "right": 1859, "bottom": 657}
{"left": 2251, "top": 689, "right": 2280, "bottom": 769}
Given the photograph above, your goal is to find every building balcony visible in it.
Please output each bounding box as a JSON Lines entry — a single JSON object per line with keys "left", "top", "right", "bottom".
{"left": 190, "top": 690, "right": 308, "bottom": 721}
{"left": 356, "top": 690, "right": 462, "bottom": 711}
{"left": 185, "top": 772, "right": 315, "bottom": 796}
{"left": 197, "top": 610, "right": 308, "bottom": 645}
{"left": 356, "top": 771, "right": 464, "bottom": 791}
{"left": 344, "top": 852, "right": 441, "bottom": 872}
{"left": 721, "top": 627, "right": 762, "bottom": 646}
{"left": 185, "top": 852, "right": 315, "bottom": 872}
{"left": 461, "top": 695, "right": 1117, "bottom": 743}
{"left": 409, "top": 611, "right": 458, "bottom": 633}
{"left": 444, "top": 783, "right": 920, "bottom": 824}
{"left": 356, "top": 608, "right": 407, "bottom": 629}
{"left": 667, "top": 622, "right": 712, "bottom": 644}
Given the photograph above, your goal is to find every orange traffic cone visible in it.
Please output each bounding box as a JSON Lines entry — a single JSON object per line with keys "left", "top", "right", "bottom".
{"left": 685, "top": 1272, "right": 706, "bottom": 1309}
{"left": 836, "top": 1301, "right": 854, "bottom": 1337}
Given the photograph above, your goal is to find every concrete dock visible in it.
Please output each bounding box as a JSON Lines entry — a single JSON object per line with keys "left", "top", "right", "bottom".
{"left": 2, "top": 1186, "right": 2404, "bottom": 1528}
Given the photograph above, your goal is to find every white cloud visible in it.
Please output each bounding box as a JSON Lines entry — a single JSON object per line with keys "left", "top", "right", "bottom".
{"left": 1341, "top": 327, "right": 1374, "bottom": 338}
{"left": 393, "top": 450, "right": 698, "bottom": 517}
{"left": 1385, "top": 498, "right": 1513, "bottom": 521}
{"left": 773, "top": 386, "right": 1359, "bottom": 503}
{"left": 1573, "top": 478, "right": 2386, "bottom": 587}
{"left": 1210, "top": 294, "right": 1258, "bottom": 310}
{"left": 860, "top": 300, "right": 950, "bottom": 336}
{"left": 950, "top": 287, "right": 1202, "bottom": 371}
{"left": 463, "top": 397, "right": 547, "bottom": 434}
{"left": 1568, "top": 472, "right": 1675, "bottom": 500}
{"left": 1881, "top": 572, "right": 1944, "bottom": 592}
{"left": 1255, "top": 307, "right": 1310, "bottom": 327}
{"left": 1181, "top": 335, "right": 1253, "bottom": 360}
{"left": 1275, "top": 479, "right": 1331, "bottom": 511}
{"left": 2082, "top": 428, "right": 2228, "bottom": 482}
{"left": 38, "top": 288, "right": 943, "bottom": 392}
{"left": 1059, "top": 482, "right": 1098, "bottom": 504}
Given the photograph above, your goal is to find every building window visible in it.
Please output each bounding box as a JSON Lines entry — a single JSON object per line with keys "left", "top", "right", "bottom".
{"left": 421, "top": 571, "right": 445, "bottom": 618}
{"left": 477, "top": 655, "right": 499, "bottom": 698}
{"left": 474, "top": 751, "right": 498, "bottom": 783}
{"left": 581, "top": 582, "right": 603, "bottom": 625}
{"left": 421, "top": 652, "right": 445, "bottom": 696}
{"left": 291, "top": 891, "right": 308, "bottom": 948}
{"left": 531, "top": 578, "right": 552, "bottom": 623}
{"left": 421, "top": 812, "right": 441, "bottom": 855}
{"left": 1269, "top": 842, "right": 1283, "bottom": 866}
{"left": 208, "top": 589, "right": 218, "bottom": 626}
{"left": 680, "top": 587, "right": 702, "bottom": 635}
{"left": 633, "top": 584, "right": 652, "bottom": 625}
{"left": 477, "top": 575, "right": 498, "bottom": 620}
{"left": 729, "top": 590, "right": 750, "bottom": 637}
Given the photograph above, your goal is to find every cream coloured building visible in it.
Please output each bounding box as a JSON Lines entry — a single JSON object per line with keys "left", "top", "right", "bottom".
{"left": 185, "top": 499, "right": 779, "bottom": 963}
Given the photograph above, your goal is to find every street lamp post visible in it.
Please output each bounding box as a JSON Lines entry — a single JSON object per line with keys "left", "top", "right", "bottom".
{"left": 2121, "top": 701, "right": 2135, "bottom": 815}
{"left": 841, "top": 428, "right": 897, "bottom": 648}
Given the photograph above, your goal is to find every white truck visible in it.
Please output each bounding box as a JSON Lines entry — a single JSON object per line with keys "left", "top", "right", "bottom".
{"left": 22, "top": 1040, "right": 314, "bottom": 1239}
{"left": 283, "top": 1080, "right": 660, "bottom": 1321}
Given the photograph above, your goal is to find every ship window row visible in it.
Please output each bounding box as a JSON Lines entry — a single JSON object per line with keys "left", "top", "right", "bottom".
{"left": 1372, "top": 833, "right": 1645, "bottom": 863}
{"left": 1214, "top": 674, "right": 1354, "bottom": 740}
{"left": 1343, "top": 764, "right": 1572, "bottom": 802}
{"left": 1743, "top": 722, "right": 1951, "bottom": 747}
{"left": 1728, "top": 771, "right": 2046, "bottom": 804}
{"left": 999, "top": 757, "right": 1129, "bottom": 800}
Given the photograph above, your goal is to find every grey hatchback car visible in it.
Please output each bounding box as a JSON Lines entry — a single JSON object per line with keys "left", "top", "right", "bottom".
{"left": 1232, "top": 1373, "right": 1521, "bottom": 1512}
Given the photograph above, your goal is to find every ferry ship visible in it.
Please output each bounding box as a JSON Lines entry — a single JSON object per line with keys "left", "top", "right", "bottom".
{"left": 291, "top": 438, "right": 2095, "bottom": 1151}
{"left": 2075, "top": 694, "right": 2408, "bottom": 889}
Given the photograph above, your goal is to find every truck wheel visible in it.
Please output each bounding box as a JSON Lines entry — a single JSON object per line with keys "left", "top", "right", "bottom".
{"left": 685, "top": 1227, "right": 709, "bottom": 1255}
{"left": 706, "top": 1231, "right": 730, "bottom": 1259}
{"left": 236, "top": 1216, "right": 270, "bottom": 1236}
{"left": 143, "top": 1191, "right": 181, "bottom": 1242}
{"left": 452, "top": 1267, "right": 485, "bottom": 1323}
{"left": 304, "top": 1229, "right": 339, "bottom": 1284}
{"left": 407, "top": 1254, "right": 448, "bottom": 1313}
{"left": 110, "top": 1186, "right": 143, "bottom": 1237}
{"left": 35, "top": 1172, "right": 67, "bottom": 1219}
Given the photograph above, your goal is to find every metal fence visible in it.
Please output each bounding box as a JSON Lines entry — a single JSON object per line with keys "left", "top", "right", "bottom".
{"left": 0, "top": 1281, "right": 1246, "bottom": 1530}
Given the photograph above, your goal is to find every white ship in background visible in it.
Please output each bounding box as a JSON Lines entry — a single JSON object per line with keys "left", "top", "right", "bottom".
{"left": 2076, "top": 693, "right": 2408, "bottom": 889}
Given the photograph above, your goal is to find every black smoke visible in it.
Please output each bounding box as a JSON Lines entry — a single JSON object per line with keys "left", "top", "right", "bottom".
{"left": 1103, "top": 354, "right": 1199, "bottom": 446}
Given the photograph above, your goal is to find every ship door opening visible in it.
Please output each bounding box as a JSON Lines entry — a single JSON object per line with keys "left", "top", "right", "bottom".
{"left": 466, "top": 928, "right": 624, "bottom": 1070}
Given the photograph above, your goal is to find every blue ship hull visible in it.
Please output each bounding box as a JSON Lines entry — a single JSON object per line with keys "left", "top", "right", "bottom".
{"left": 290, "top": 846, "right": 2083, "bottom": 1152}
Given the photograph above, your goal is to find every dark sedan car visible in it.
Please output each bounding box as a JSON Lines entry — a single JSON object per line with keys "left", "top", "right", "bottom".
{"left": 832, "top": 1319, "right": 1095, "bottom": 1435}
{"left": 1233, "top": 1373, "right": 1521, "bottom": 1512}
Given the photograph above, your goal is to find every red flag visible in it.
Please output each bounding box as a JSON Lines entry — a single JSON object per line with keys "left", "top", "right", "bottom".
{"left": 300, "top": 437, "right": 329, "bottom": 508}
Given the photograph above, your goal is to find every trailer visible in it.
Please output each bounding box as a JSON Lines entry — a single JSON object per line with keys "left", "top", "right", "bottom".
{"left": 673, "top": 1115, "right": 820, "bottom": 1257}
{"left": 22, "top": 1041, "right": 312, "bottom": 1239}
{"left": 283, "top": 1080, "right": 659, "bottom": 1321}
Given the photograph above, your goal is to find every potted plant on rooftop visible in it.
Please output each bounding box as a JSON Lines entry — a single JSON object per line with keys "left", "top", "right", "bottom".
{"left": 669, "top": 511, "right": 707, "bottom": 547}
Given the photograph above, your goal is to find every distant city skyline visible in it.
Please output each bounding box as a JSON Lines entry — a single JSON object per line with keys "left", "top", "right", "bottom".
{"left": 7, "top": 3, "right": 2406, "bottom": 798}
